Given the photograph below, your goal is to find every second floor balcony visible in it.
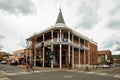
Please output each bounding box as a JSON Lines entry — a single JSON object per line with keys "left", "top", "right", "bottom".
{"left": 35, "top": 38, "right": 89, "bottom": 51}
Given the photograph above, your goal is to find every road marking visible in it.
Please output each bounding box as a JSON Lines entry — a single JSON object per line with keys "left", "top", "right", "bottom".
{"left": 4, "top": 70, "right": 53, "bottom": 76}
{"left": 87, "top": 72, "right": 96, "bottom": 74}
{"left": 6, "top": 73, "right": 17, "bottom": 76}
{"left": 114, "top": 75, "right": 120, "bottom": 78}
{"left": 5, "top": 71, "right": 31, "bottom": 76}
{"left": 0, "top": 77, "right": 11, "bottom": 80}
{"left": 64, "top": 75, "right": 72, "bottom": 78}
{"left": 97, "top": 73, "right": 108, "bottom": 76}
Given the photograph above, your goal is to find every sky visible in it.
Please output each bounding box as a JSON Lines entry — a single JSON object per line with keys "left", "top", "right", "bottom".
{"left": 0, "top": 0, "right": 120, "bottom": 55}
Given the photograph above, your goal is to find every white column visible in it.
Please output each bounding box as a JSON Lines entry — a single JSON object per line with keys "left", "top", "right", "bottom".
{"left": 68, "top": 30, "right": 70, "bottom": 43}
{"left": 72, "top": 46, "right": 74, "bottom": 68}
{"left": 59, "top": 44, "right": 62, "bottom": 69}
{"left": 51, "top": 44, "right": 53, "bottom": 68}
{"left": 30, "top": 50, "right": 32, "bottom": 63}
{"left": 84, "top": 40, "right": 86, "bottom": 68}
{"left": 51, "top": 30, "right": 53, "bottom": 42}
{"left": 79, "top": 38, "right": 81, "bottom": 68}
{"left": 68, "top": 30, "right": 71, "bottom": 68}
{"left": 72, "top": 34, "right": 74, "bottom": 68}
{"left": 60, "top": 29, "right": 61, "bottom": 42}
{"left": 68, "top": 44, "right": 70, "bottom": 67}
{"left": 28, "top": 40, "right": 32, "bottom": 63}
{"left": 57, "top": 33, "right": 59, "bottom": 42}
{"left": 88, "top": 41, "right": 90, "bottom": 65}
{"left": 26, "top": 41, "right": 28, "bottom": 62}
{"left": 34, "top": 38, "right": 36, "bottom": 66}
{"left": 42, "top": 33, "right": 45, "bottom": 67}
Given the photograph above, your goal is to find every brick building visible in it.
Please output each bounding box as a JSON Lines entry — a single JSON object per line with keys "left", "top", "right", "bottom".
{"left": 12, "top": 49, "right": 31, "bottom": 64}
{"left": 26, "top": 9, "right": 98, "bottom": 69}
{"left": 0, "top": 52, "right": 11, "bottom": 61}
{"left": 98, "top": 50, "right": 113, "bottom": 65}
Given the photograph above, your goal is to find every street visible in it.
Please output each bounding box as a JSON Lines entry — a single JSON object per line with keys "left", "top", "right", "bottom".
{"left": 0, "top": 64, "right": 120, "bottom": 80}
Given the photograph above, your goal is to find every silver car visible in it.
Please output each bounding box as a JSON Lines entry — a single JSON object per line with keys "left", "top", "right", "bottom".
{"left": 102, "top": 64, "right": 111, "bottom": 68}
{"left": 1, "top": 60, "right": 7, "bottom": 64}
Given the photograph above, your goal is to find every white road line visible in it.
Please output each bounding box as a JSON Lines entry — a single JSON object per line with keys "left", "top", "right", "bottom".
{"left": 97, "top": 73, "right": 108, "bottom": 76}
{"left": 114, "top": 75, "right": 120, "bottom": 78}
{"left": 87, "top": 72, "right": 96, "bottom": 74}
{"left": 64, "top": 75, "right": 72, "bottom": 78}
{"left": 0, "top": 77, "right": 11, "bottom": 80}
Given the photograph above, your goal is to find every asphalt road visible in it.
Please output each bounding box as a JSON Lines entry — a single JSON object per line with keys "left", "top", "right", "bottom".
{"left": 7, "top": 71, "right": 120, "bottom": 80}
{"left": 0, "top": 64, "right": 24, "bottom": 73}
{"left": 0, "top": 64, "right": 120, "bottom": 80}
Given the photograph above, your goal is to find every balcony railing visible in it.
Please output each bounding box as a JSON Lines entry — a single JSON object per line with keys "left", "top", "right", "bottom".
{"left": 35, "top": 38, "right": 89, "bottom": 50}
{"left": 81, "top": 45, "right": 89, "bottom": 50}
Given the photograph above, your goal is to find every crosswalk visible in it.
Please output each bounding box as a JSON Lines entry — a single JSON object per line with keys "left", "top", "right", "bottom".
{"left": 0, "top": 69, "right": 56, "bottom": 80}
{"left": 1, "top": 69, "right": 59, "bottom": 77}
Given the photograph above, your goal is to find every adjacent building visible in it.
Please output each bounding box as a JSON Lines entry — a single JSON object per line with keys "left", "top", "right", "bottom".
{"left": 26, "top": 9, "right": 98, "bottom": 69}
{"left": 12, "top": 49, "right": 31, "bottom": 64}
{"left": 98, "top": 50, "right": 113, "bottom": 65}
{"left": 112, "top": 54, "right": 120, "bottom": 64}
{"left": 0, "top": 52, "right": 11, "bottom": 61}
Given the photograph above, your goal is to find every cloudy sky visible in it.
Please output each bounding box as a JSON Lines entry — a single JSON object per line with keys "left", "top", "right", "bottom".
{"left": 0, "top": 0, "right": 120, "bottom": 54}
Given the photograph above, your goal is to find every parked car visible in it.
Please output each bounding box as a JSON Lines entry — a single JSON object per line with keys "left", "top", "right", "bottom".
{"left": 112, "top": 63, "right": 120, "bottom": 67}
{"left": 10, "top": 60, "right": 18, "bottom": 65}
{"left": 102, "top": 64, "right": 111, "bottom": 68}
{"left": 1, "top": 60, "right": 7, "bottom": 64}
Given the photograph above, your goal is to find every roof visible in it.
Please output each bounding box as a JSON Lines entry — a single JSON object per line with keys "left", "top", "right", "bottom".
{"left": 98, "top": 50, "right": 111, "bottom": 55}
{"left": 27, "top": 9, "right": 97, "bottom": 45}
{"left": 56, "top": 9, "right": 65, "bottom": 24}
{"left": 27, "top": 24, "right": 97, "bottom": 44}
{"left": 0, "top": 52, "right": 11, "bottom": 56}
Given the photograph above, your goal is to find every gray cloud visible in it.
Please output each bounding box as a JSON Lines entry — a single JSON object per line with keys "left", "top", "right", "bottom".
{"left": 0, "top": 0, "right": 35, "bottom": 15}
{"left": 75, "top": 0, "right": 100, "bottom": 29}
{"left": 100, "top": 34, "right": 120, "bottom": 50}
{"left": 115, "top": 42, "right": 120, "bottom": 51}
{"left": 107, "top": 2, "right": 120, "bottom": 30}
{"left": 18, "top": 38, "right": 26, "bottom": 48}
{"left": 107, "top": 19, "right": 120, "bottom": 29}
{"left": 0, "top": 34, "right": 6, "bottom": 39}
{"left": 110, "top": 3, "right": 120, "bottom": 16}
